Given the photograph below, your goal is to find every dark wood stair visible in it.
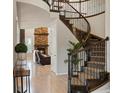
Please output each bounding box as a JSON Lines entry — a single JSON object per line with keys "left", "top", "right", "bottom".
{"left": 60, "top": 15, "right": 73, "bottom": 32}
{"left": 60, "top": 15, "right": 103, "bottom": 45}
{"left": 53, "top": 5, "right": 63, "bottom": 9}
{"left": 71, "top": 85, "right": 88, "bottom": 93}
{"left": 87, "top": 77, "right": 109, "bottom": 92}
{"left": 59, "top": 13, "right": 108, "bottom": 93}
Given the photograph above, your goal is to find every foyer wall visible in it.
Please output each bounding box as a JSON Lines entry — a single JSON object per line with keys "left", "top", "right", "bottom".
{"left": 56, "top": 19, "right": 78, "bottom": 75}
{"left": 17, "top": 0, "right": 49, "bottom": 12}
{"left": 48, "top": 19, "right": 58, "bottom": 73}
{"left": 105, "top": 0, "right": 110, "bottom": 72}
{"left": 86, "top": 13, "right": 105, "bottom": 38}
{"left": 13, "top": 0, "right": 17, "bottom": 65}
{"left": 17, "top": 2, "right": 52, "bottom": 29}
{"left": 48, "top": 19, "right": 78, "bottom": 75}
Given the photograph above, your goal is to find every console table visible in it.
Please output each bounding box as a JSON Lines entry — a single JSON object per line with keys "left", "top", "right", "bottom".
{"left": 13, "top": 65, "right": 30, "bottom": 93}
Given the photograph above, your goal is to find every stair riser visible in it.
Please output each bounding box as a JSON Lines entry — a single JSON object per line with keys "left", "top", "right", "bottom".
{"left": 90, "top": 57, "right": 105, "bottom": 62}
{"left": 71, "top": 85, "right": 88, "bottom": 93}
{"left": 85, "top": 70, "right": 100, "bottom": 79}
{"left": 91, "top": 52, "right": 105, "bottom": 56}
{"left": 87, "top": 63, "right": 105, "bottom": 69}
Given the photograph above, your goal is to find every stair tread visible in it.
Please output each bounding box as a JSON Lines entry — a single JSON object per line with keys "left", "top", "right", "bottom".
{"left": 88, "top": 39, "right": 99, "bottom": 42}
{"left": 71, "top": 77, "right": 83, "bottom": 85}
{"left": 87, "top": 61, "right": 105, "bottom": 65}
{"left": 53, "top": 0, "right": 64, "bottom": 2}
{"left": 79, "top": 72, "right": 97, "bottom": 80}
{"left": 71, "top": 72, "right": 103, "bottom": 86}
{"left": 50, "top": 9, "right": 60, "bottom": 12}
{"left": 53, "top": 5, "right": 63, "bottom": 9}
{"left": 91, "top": 51, "right": 105, "bottom": 53}
{"left": 53, "top": 5, "right": 63, "bottom": 7}
{"left": 91, "top": 55, "right": 105, "bottom": 57}
{"left": 71, "top": 72, "right": 97, "bottom": 85}
{"left": 85, "top": 67, "right": 104, "bottom": 72}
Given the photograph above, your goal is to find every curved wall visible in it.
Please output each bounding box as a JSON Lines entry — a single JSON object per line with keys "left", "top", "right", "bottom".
{"left": 87, "top": 13, "right": 105, "bottom": 38}
{"left": 17, "top": 2, "right": 52, "bottom": 29}
{"left": 17, "top": 0, "right": 49, "bottom": 12}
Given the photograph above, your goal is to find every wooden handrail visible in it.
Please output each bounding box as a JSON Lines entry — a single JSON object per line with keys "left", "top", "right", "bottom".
{"left": 43, "top": 0, "right": 50, "bottom": 6}
{"left": 69, "top": 0, "right": 90, "bottom": 3}
{"left": 61, "top": 11, "right": 105, "bottom": 19}
{"left": 85, "top": 11, "right": 105, "bottom": 18}
{"left": 60, "top": 10, "right": 87, "bottom": 15}
{"left": 54, "top": 0, "right": 90, "bottom": 3}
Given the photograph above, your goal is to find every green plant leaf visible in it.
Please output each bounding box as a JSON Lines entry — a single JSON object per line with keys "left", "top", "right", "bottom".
{"left": 15, "top": 43, "right": 28, "bottom": 53}
{"left": 69, "top": 41, "right": 76, "bottom": 46}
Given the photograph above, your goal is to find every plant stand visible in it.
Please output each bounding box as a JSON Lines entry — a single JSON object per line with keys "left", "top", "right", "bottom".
{"left": 13, "top": 65, "right": 30, "bottom": 93}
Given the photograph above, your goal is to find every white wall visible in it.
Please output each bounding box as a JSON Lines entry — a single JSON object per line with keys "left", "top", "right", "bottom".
{"left": 17, "top": 2, "right": 53, "bottom": 29}
{"left": 48, "top": 18, "right": 78, "bottom": 75}
{"left": 17, "top": 0, "right": 49, "bottom": 12}
{"left": 56, "top": 20, "right": 78, "bottom": 75}
{"left": 87, "top": 13, "right": 105, "bottom": 38}
{"left": 105, "top": 0, "right": 110, "bottom": 72}
{"left": 16, "top": 17, "right": 20, "bottom": 43}
{"left": 48, "top": 19, "right": 58, "bottom": 73}
{"left": 13, "top": 0, "right": 17, "bottom": 65}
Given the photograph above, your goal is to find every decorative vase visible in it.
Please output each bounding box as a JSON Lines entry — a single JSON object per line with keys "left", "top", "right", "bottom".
{"left": 17, "top": 53, "right": 26, "bottom": 61}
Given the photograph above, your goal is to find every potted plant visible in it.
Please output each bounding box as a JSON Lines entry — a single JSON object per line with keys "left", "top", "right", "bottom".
{"left": 15, "top": 43, "right": 28, "bottom": 61}
{"left": 65, "top": 41, "right": 83, "bottom": 77}
{"left": 67, "top": 41, "right": 83, "bottom": 54}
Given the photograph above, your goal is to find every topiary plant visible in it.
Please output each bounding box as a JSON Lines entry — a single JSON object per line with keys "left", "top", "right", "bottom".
{"left": 15, "top": 43, "right": 28, "bottom": 53}
{"left": 67, "top": 41, "right": 83, "bottom": 54}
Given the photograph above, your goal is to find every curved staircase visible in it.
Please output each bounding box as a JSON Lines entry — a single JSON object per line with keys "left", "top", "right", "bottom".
{"left": 43, "top": 0, "right": 109, "bottom": 93}
{"left": 68, "top": 37, "right": 109, "bottom": 93}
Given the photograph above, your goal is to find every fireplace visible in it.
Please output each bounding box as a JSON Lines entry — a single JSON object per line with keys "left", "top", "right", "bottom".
{"left": 34, "top": 27, "right": 49, "bottom": 55}
{"left": 34, "top": 44, "right": 48, "bottom": 55}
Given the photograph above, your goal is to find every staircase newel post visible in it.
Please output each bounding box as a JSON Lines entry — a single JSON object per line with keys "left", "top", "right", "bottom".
{"left": 68, "top": 53, "right": 71, "bottom": 93}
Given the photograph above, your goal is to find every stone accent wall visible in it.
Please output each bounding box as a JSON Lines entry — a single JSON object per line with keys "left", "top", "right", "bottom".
{"left": 34, "top": 27, "right": 48, "bottom": 54}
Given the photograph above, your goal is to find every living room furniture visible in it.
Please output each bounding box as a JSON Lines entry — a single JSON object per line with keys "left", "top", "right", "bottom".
{"left": 34, "top": 50, "right": 51, "bottom": 65}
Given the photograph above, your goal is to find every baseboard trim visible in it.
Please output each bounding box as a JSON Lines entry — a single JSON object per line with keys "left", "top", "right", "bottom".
{"left": 51, "top": 70, "right": 68, "bottom": 75}
{"left": 56, "top": 72, "right": 68, "bottom": 75}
